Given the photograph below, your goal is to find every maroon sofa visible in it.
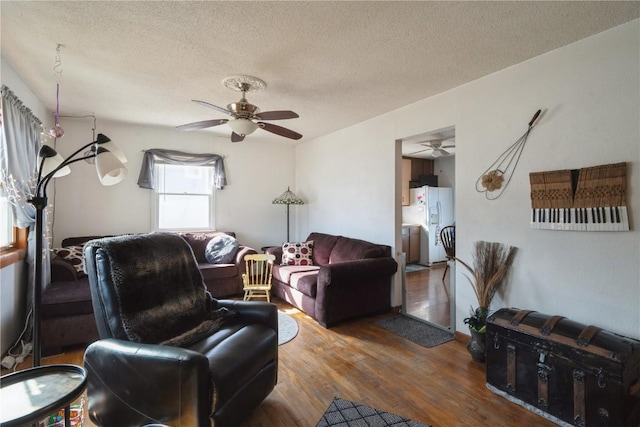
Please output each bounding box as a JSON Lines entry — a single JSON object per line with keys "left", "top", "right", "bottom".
{"left": 266, "top": 232, "right": 398, "bottom": 327}
{"left": 41, "top": 231, "right": 256, "bottom": 355}
{"left": 174, "top": 232, "right": 257, "bottom": 297}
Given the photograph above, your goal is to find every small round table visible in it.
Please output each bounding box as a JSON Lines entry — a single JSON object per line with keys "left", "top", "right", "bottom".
{"left": 0, "top": 364, "right": 87, "bottom": 427}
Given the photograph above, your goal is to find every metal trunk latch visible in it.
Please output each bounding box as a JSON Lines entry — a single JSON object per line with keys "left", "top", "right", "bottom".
{"left": 493, "top": 334, "right": 500, "bottom": 349}
{"left": 597, "top": 367, "right": 606, "bottom": 388}
{"left": 537, "top": 351, "right": 551, "bottom": 410}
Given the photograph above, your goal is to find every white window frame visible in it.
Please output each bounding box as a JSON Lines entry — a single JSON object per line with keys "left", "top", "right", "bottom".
{"left": 151, "top": 162, "right": 216, "bottom": 232}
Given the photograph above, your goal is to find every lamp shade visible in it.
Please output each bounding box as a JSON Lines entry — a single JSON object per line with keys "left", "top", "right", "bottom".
{"left": 228, "top": 118, "right": 259, "bottom": 136}
{"left": 95, "top": 148, "right": 127, "bottom": 186}
{"left": 100, "top": 140, "right": 128, "bottom": 163}
{"left": 272, "top": 187, "right": 304, "bottom": 205}
{"left": 40, "top": 152, "right": 71, "bottom": 178}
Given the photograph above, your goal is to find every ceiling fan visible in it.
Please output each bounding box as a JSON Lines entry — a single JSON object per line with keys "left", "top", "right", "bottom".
{"left": 408, "top": 139, "right": 455, "bottom": 158}
{"left": 176, "top": 75, "right": 302, "bottom": 142}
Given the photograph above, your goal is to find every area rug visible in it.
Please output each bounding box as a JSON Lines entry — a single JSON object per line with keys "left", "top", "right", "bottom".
{"left": 316, "top": 397, "right": 431, "bottom": 427}
{"left": 405, "top": 264, "right": 428, "bottom": 273}
{"left": 375, "top": 315, "right": 453, "bottom": 348}
{"left": 278, "top": 311, "right": 298, "bottom": 345}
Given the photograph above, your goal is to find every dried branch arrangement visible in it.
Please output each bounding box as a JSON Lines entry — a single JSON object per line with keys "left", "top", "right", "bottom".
{"left": 456, "top": 240, "right": 517, "bottom": 310}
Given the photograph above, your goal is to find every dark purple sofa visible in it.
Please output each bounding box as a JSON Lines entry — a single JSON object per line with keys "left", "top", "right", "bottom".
{"left": 266, "top": 232, "right": 398, "bottom": 327}
{"left": 41, "top": 231, "right": 256, "bottom": 355}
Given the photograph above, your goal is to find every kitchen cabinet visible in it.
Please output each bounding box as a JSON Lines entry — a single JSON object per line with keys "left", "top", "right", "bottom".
{"left": 402, "top": 225, "right": 421, "bottom": 264}
{"left": 402, "top": 158, "right": 435, "bottom": 206}
{"left": 401, "top": 158, "right": 411, "bottom": 206}
{"left": 410, "top": 158, "right": 434, "bottom": 181}
{"left": 402, "top": 231, "right": 409, "bottom": 258}
{"left": 409, "top": 226, "right": 420, "bottom": 263}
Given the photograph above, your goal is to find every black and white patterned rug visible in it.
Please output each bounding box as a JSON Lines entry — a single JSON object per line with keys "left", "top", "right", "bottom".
{"left": 375, "top": 315, "right": 453, "bottom": 348}
{"left": 316, "top": 397, "right": 431, "bottom": 427}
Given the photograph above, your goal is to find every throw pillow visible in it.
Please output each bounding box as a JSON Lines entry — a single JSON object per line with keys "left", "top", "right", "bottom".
{"left": 281, "top": 241, "right": 314, "bottom": 266}
{"left": 51, "top": 245, "right": 85, "bottom": 275}
{"left": 205, "top": 234, "right": 240, "bottom": 264}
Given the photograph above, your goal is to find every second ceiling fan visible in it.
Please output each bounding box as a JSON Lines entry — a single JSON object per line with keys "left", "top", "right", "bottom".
{"left": 408, "top": 139, "right": 455, "bottom": 158}
{"left": 176, "top": 75, "right": 302, "bottom": 142}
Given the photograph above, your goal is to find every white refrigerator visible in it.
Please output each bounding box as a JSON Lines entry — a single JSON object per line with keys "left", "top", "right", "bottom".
{"left": 403, "top": 186, "right": 454, "bottom": 266}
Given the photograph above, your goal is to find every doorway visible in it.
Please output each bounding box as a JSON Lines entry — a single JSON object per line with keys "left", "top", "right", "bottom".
{"left": 398, "top": 126, "right": 456, "bottom": 330}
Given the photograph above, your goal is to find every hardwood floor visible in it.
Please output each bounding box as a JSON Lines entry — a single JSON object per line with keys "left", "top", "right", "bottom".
{"left": 8, "top": 297, "right": 557, "bottom": 427}
{"left": 405, "top": 263, "right": 451, "bottom": 328}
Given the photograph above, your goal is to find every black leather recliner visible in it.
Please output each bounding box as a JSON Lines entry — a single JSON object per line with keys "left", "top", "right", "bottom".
{"left": 82, "top": 232, "right": 278, "bottom": 427}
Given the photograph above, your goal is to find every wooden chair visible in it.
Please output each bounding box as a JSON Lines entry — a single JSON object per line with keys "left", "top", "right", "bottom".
{"left": 440, "top": 225, "right": 455, "bottom": 283}
{"left": 243, "top": 254, "right": 276, "bottom": 302}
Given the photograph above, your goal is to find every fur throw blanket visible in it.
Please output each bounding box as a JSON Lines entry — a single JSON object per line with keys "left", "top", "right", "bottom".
{"left": 86, "top": 232, "right": 235, "bottom": 347}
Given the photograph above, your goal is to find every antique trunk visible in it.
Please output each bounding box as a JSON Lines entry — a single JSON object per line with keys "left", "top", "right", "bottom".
{"left": 486, "top": 308, "right": 640, "bottom": 427}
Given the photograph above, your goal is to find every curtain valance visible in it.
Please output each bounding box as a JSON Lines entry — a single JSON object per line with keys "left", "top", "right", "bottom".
{"left": 137, "top": 149, "right": 226, "bottom": 190}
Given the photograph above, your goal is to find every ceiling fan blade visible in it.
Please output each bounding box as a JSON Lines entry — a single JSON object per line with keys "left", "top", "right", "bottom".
{"left": 258, "top": 122, "right": 302, "bottom": 140}
{"left": 176, "top": 118, "right": 228, "bottom": 132}
{"left": 441, "top": 144, "right": 455, "bottom": 149}
{"left": 254, "top": 110, "right": 299, "bottom": 120}
{"left": 439, "top": 149, "right": 451, "bottom": 155}
{"left": 231, "top": 132, "right": 245, "bottom": 143}
{"left": 191, "top": 100, "right": 232, "bottom": 116}
{"left": 407, "top": 149, "right": 429, "bottom": 156}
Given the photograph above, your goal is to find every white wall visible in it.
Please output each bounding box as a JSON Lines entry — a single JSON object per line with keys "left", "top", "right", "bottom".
{"left": 295, "top": 116, "right": 398, "bottom": 246}
{"left": 1, "top": 58, "right": 51, "bottom": 128}
{"left": 296, "top": 21, "right": 640, "bottom": 338}
{"left": 50, "top": 119, "right": 297, "bottom": 251}
{"left": 434, "top": 156, "right": 455, "bottom": 189}
{"left": 0, "top": 262, "right": 26, "bottom": 355}
{"left": 1, "top": 57, "right": 52, "bottom": 355}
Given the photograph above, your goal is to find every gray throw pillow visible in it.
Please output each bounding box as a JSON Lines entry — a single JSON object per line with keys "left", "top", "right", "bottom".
{"left": 205, "top": 234, "right": 240, "bottom": 264}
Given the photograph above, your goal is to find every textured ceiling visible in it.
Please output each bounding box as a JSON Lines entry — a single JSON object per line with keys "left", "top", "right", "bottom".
{"left": 2, "top": 1, "right": 638, "bottom": 153}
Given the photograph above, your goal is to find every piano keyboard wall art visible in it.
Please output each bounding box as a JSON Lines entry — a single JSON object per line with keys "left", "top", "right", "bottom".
{"left": 529, "top": 162, "right": 629, "bottom": 231}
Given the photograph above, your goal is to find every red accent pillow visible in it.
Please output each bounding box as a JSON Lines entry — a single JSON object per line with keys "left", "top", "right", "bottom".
{"left": 281, "top": 241, "right": 314, "bottom": 266}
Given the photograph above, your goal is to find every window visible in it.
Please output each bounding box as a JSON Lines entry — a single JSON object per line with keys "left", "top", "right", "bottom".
{"left": 0, "top": 183, "right": 13, "bottom": 247}
{"left": 0, "top": 182, "right": 27, "bottom": 268}
{"left": 153, "top": 163, "right": 215, "bottom": 231}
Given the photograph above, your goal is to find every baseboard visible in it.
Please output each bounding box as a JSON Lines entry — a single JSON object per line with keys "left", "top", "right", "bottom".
{"left": 454, "top": 330, "right": 470, "bottom": 343}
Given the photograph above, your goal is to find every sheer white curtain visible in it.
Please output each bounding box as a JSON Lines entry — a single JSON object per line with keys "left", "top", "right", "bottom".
{"left": 0, "top": 85, "right": 48, "bottom": 350}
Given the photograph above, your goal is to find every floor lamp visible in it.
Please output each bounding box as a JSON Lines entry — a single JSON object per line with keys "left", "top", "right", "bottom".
{"left": 29, "top": 133, "right": 127, "bottom": 366}
{"left": 272, "top": 187, "right": 304, "bottom": 242}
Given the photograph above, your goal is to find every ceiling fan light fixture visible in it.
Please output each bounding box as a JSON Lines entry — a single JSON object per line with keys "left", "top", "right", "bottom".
{"left": 228, "top": 118, "right": 259, "bottom": 136}
{"left": 177, "top": 75, "right": 301, "bottom": 141}
{"left": 431, "top": 150, "right": 442, "bottom": 158}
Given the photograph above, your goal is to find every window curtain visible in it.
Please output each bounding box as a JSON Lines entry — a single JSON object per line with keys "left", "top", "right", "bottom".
{"left": 0, "top": 85, "right": 49, "bottom": 345}
{"left": 137, "top": 148, "right": 226, "bottom": 190}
